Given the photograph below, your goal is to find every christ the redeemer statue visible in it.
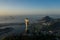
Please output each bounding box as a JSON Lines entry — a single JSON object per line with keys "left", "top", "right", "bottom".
{"left": 25, "top": 18, "right": 29, "bottom": 32}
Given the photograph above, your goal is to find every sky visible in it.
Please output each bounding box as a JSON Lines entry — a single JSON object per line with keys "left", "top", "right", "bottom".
{"left": 0, "top": 0, "right": 60, "bottom": 16}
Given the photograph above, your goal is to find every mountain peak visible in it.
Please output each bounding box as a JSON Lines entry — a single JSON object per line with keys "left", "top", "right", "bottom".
{"left": 42, "top": 16, "right": 53, "bottom": 22}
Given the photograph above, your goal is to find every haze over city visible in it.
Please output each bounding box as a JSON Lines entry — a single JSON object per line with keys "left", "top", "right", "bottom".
{"left": 0, "top": 0, "right": 60, "bottom": 16}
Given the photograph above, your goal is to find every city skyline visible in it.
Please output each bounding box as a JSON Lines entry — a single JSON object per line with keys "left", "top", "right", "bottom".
{"left": 0, "top": 0, "right": 60, "bottom": 16}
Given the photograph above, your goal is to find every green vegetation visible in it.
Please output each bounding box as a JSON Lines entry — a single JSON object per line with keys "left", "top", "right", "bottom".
{"left": 2, "top": 32, "right": 60, "bottom": 40}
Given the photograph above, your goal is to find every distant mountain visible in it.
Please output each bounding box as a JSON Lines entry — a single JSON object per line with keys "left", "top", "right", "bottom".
{"left": 41, "top": 16, "right": 54, "bottom": 22}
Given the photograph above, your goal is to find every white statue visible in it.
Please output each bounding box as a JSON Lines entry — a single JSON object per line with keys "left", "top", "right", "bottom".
{"left": 25, "top": 18, "right": 29, "bottom": 32}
